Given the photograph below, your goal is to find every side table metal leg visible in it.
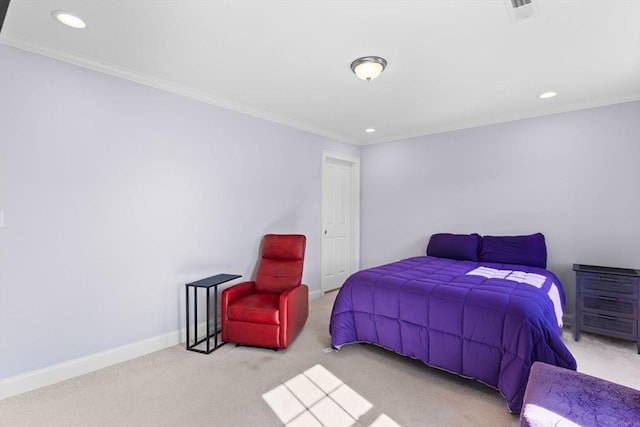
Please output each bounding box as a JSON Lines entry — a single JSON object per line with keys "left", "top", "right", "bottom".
{"left": 194, "top": 290, "right": 198, "bottom": 348}
{"left": 206, "top": 287, "right": 211, "bottom": 353}
{"left": 185, "top": 285, "right": 190, "bottom": 349}
{"left": 214, "top": 287, "right": 219, "bottom": 349}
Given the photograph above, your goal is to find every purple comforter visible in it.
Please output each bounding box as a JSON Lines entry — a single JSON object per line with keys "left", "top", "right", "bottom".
{"left": 329, "top": 256, "right": 577, "bottom": 413}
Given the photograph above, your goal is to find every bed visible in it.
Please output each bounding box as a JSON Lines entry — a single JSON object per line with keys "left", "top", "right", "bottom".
{"left": 329, "top": 233, "right": 577, "bottom": 413}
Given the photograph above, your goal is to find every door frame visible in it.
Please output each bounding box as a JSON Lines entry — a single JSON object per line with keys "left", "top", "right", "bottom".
{"left": 321, "top": 150, "right": 360, "bottom": 293}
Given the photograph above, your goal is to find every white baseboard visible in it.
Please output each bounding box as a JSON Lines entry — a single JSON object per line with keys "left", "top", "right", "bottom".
{"left": 309, "top": 289, "right": 322, "bottom": 300}
{"left": 0, "top": 327, "right": 188, "bottom": 400}
{"left": 0, "top": 292, "right": 324, "bottom": 400}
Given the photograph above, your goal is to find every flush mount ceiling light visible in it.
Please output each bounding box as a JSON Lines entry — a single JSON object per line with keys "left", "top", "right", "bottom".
{"left": 52, "top": 11, "right": 87, "bottom": 29}
{"left": 350, "top": 56, "right": 387, "bottom": 81}
{"left": 365, "top": 128, "right": 376, "bottom": 133}
{"left": 539, "top": 91, "right": 557, "bottom": 99}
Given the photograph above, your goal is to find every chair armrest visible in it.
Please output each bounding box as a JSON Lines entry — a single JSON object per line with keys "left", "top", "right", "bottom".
{"left": 280, "top": 284, "right": 308, "bottom": 310}
{"left": 279, "top": 284, "right": 309, "bottom": 348}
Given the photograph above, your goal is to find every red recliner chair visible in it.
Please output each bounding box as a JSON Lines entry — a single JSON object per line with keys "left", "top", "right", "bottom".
{"left": 221, "top": 234, "right": 308, "bottom": 349}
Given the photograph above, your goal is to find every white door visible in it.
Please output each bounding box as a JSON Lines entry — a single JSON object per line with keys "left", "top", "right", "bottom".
{"left": 321, "top": 152, "right": 360, "bottom": 293}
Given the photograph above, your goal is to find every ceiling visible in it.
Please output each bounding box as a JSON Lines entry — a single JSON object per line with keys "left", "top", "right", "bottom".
{"left": 2, "top": 1, "right": 639, "bottom": 145}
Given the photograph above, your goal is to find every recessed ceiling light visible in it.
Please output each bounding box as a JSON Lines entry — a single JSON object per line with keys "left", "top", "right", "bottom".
{"left": 365, "top": 128, "right": 376, "bottom": 133}
{"left": 52, "top": 11, "right": 87, "bottom": 29}
{"left": 538, "top": 91, "right": 557, "bottom": 99}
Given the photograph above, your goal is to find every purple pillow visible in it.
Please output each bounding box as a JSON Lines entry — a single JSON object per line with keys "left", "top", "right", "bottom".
{"left": 479, "top": 233, "right": 547, "bottom": 268}
{"left": 426, "top": 233, "right": 480, "bottom": 261}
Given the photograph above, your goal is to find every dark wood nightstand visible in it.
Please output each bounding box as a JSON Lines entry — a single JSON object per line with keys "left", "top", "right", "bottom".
{"left": 573, "top": 264, "right": 640, "bottom": 354}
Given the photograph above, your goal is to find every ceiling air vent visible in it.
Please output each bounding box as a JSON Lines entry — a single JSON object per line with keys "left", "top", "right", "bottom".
{"left": 505, "top": 0, "right": 534, "bottom": 20}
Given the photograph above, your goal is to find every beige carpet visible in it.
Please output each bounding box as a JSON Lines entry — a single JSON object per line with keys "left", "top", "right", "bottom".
{"left": 1, "top": 292, "right": 638, "bottom": 427}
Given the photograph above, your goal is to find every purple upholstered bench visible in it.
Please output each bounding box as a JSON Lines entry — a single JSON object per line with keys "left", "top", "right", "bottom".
{"left": 520, "top": 362, "right": 640, "bottom": 427}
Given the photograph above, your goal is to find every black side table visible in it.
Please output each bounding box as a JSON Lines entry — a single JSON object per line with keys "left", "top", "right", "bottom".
{"left": 186, "top": 274, "right": 241, "bottom": 354}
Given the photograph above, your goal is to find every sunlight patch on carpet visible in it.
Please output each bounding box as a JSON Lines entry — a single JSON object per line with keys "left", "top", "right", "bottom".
{"left": 262, "top": 364, "right": 399, "bottom": 427}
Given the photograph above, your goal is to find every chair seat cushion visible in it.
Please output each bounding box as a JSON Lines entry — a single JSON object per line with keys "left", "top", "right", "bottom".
{"left": 227, "top": 293, "right": 280, "bottom": 325}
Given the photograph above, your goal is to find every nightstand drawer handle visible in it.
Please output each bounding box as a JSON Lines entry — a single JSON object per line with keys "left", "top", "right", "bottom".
{"left": 596, "top": 276, "right": 619, "bottom": 282}
{"left": 597, "top": 296, "right": 618, "bottom": 302}
{"left": 596, "top": 314, "right": 618, "bottom": 320}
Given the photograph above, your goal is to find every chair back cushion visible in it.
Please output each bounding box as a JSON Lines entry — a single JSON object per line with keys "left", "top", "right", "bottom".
{"left": 255, "top": 234, "right": 306, "bottom": 293}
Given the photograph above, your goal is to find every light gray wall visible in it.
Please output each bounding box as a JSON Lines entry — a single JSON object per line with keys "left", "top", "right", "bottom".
{"left": 0, "top": 45, "right": 359, "bottom": 379}
{"left": 360, "top": 101, "right": 640, "bottom": 321}
{"left": 2, "top": 42, "right": 639, "bottom": 382}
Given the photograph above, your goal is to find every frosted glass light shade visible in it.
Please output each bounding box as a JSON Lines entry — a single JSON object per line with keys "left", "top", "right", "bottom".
{"left": 350, "top": 57, "right": 387, "bottom": 81}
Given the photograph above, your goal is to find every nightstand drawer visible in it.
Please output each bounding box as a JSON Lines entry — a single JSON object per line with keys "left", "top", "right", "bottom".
{"left": 578, "top": 273, "right": 638, "bottom": 298}
{"left": 581, "top": 294, "right": 637, "bottom": 318}
{"left": 581, "top": 312, "right": 637, "bottom": 340}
